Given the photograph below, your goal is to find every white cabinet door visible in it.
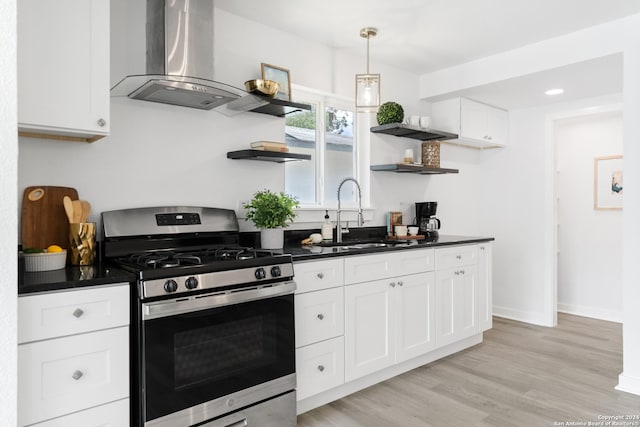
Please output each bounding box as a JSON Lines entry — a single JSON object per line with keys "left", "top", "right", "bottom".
{"left": 18, "top": 0, "right": 110, "bottom": 142}
{"left": 345, "top": 279, "right": 395, "bottom": 381}
{"left": 395, "top": 272, "right": 436, "bottom": 362}
{"left": 478, "top": 243, "right": 493, "bottom": 331}
{"left": 295, "top": 287, "right": 344, "bottom": 348}
{"left": 485, "top": 105, "right": 509, "bottom": 147}
{"left": 432, "top": 97, "right": 508, "bottom": 149}
{"left": 296, "top": 337, "right": 344, "bottom": 400}
{"left": 18, "top": 327, "right": 129, "bottom": 426}
{"left": 435, "top": 266, "right": 479, "bottom": 348}
{"left": 460, "top": 98, "right": 487, "bottom": 142}
{"left": 29, "top": 398, "right": 129, "bottom": 427}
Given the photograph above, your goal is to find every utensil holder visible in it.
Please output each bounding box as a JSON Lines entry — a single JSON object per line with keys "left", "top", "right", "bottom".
{"left": 421, "top": 141, "right": 441, "bottom": 167}
{"left": 69, "top": 222, "right": 96, "bottom": 265}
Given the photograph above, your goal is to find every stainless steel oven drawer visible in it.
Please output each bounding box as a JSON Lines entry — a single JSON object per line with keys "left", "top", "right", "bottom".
{"left": 199, "top": 390, "right": 296, "bottom": 427}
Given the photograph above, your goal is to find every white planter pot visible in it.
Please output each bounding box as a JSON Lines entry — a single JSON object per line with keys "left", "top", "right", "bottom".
{"left": 260, "top": 228, "right": 284, "bottom": 249}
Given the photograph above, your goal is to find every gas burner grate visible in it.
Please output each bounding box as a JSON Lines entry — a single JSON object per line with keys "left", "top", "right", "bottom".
{"left": 126, "top": 252, "right": 203, "bottom": 269}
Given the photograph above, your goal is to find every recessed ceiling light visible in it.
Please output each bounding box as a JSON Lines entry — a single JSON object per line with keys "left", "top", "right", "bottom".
{"left": 545, "top": 88, "right": 564, "bottom": 96}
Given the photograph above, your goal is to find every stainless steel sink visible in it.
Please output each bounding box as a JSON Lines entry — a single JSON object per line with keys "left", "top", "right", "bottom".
{"left": 346, "top": 242, "right": 388, "bottom": 249}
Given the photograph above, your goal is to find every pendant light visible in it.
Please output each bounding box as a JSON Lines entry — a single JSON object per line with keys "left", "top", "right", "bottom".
{"left": 355, "top": 27, "right": 380, "bottom": 112}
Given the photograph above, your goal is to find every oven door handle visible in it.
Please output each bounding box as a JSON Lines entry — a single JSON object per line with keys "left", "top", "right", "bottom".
{"left": 142, "top": 280, "right": 296, "bottom": 320}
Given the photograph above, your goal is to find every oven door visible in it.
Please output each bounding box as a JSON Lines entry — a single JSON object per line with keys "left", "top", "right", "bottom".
{"left": 140, "top": 282, "right": 296, "bottom": 426}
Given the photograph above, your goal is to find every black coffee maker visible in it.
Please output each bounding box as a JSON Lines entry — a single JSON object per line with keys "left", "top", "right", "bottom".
{"left": 415, "top": 202, "right": 441, "bottom": 237}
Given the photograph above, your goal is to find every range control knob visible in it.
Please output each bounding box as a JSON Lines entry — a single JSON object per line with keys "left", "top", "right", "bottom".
{"left": 185, "top": 276, "right": 199, "bottom": 289}
{"left": 255, "top": 268, "right": 266, "bottom": 280}
{"left": 270, "top": 266, "right": 282, "bottom": 277}
{"left": 164, "top": 279, "right": 178, "bottom": 293}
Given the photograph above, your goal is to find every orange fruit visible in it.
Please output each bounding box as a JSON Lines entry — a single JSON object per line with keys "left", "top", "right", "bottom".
{"left": 46, "top": 245, "right": 64, "bottom": 253}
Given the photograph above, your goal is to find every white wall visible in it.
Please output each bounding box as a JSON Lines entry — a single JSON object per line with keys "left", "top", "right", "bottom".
{"left": 19, "top": 2, "right": 483, "bottom": 236}
{"left": 556, "top": 112, "right": 623, "bottom": 322}
{"left": 478, "top": 94, "right": 622, "bottom": 325}
{"left": 0, "top": 0, "right": 18, "bottom": 423}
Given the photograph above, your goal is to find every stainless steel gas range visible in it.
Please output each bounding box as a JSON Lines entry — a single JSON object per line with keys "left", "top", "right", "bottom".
{"left": 102, "top": 206, "right": 297, "bottom": 427}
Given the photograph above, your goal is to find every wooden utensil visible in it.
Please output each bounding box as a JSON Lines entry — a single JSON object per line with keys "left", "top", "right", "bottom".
{"left": 21, "top": 186, "right": 78, "bottom": 249}
{"left": 80, "top": 200, "right": 91, "bottom": 222}
{"left": 62, "top": 196, "right": 74, "bottom": 223}
{"left": 72, "top": 200, "right": 83, "bottom": 223}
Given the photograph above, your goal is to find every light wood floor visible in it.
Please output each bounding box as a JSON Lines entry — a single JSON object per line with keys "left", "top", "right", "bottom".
{"left": 297, "top": 314, "right": 640, "bottom": 427}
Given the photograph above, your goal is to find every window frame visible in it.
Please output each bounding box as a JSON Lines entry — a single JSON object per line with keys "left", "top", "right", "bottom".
{"left": 286, "top": 85, "right": 366, "bottom": 210}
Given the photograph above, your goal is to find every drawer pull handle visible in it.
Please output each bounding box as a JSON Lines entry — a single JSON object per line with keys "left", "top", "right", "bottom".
{"left": 73, "top": 308, "right": 84, "bottom": 318}
{"left": 460, "top": 269, "right": 465, "bottom": 275}
{"left": 317, "top": 313, "right": 325, "bottom": 320}
{"left": 456, "top": 255, "right": 462, "bottom": 260}
{"left": 317, "top": 272, "right": 324, "bottom": 279}
{"left": 397, "top": 281, "right": 403, "bottom": 287}
{"left": 317, "top": 365, "right": 325, "bottom": 372}
{"left": 97, "top": 118, "right": 106, "bottom": 127}
{"left": 72, "top": 370, "right": 83, "bottom": 380}
{"left": 454, "top": 271, "right": 460, "bottom": 276}
{"left": 390, "top": 282, "right": 396, "bottom": 288}
{"left": 480, "top": 246, "right": 485, "bottom": 250}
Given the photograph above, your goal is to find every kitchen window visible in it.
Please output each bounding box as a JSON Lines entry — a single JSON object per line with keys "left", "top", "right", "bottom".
{"left": 285, "top": 89, "right": 358, "bottom": 207}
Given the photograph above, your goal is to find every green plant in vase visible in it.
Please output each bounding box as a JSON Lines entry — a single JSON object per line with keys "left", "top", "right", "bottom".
{"left": 243, "top": 190, "right": 299, "bottom": 249}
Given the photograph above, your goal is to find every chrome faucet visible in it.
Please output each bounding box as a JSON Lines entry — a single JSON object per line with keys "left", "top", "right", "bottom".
{"left": 336, "top": 177, "right": 364, "bottom": 243}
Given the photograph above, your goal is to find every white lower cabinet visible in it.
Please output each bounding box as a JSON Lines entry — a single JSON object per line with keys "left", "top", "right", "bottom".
{"left": 295, "top": 287, "right": 344, "bottom": 347}
{"left": 294, "top": 259, "right": 346, "bottom": 400}
{"left": 295, "top": 242, "right": 492, "bottom": 407}
{"left": 29, "top": 398, "right": 129, "bottom": 427}
{"left": 435, "top": 262, "right": 479, "bottom": 348}
{"left": 345, "top": 272, "right": 435, "bottom": 381}
{"left": 18, "top": 283, "right": 130, "bottom": 427}
{"left": 296, "top": 337, "right": 345, "bottom": 400}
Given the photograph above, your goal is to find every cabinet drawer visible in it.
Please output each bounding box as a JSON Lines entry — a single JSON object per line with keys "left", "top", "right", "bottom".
{"left": 397, "top": 248, "right": 435, "bottom": 275}
{"left": 344, "top": 252, "right": 396, "bottom": 284}
{"left": 296, "top": 337, "right": 345, "bottom": 400}
{"left": 294, "top": 259, "right": 343, "bottom": 293}
{"left": 18, "top": 284, "right": 129, "bottom": 344}
{"left": 345, "top": 250, "right": 434, "bottom": 284}
{"left": 18, "top": 327, "right": 129, "bottom": 426}
{"left": 295, "top": 287, "right": 344, "bottom": 347}
{"left": 435, "top": 245, "right": 478, "bottom": 270}
{"left": 29, "top": 398, "right": 129, "bottom": 427}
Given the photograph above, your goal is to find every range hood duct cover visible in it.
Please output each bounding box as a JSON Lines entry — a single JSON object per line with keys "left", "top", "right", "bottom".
{"left": 111, "top": 0, "right": 252, "bottom": 111}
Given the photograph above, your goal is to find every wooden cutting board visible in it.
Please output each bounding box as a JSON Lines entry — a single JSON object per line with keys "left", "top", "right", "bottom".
{"left": 21, "top": 186, "right": 79, "bottom": 250}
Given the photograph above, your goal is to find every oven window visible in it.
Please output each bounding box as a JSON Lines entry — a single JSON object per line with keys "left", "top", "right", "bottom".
{"left": 142, "top": 294, "right": 294, "bottom": 422}
{"left": 174, "top": 315, "right": 277, "bottom": 389}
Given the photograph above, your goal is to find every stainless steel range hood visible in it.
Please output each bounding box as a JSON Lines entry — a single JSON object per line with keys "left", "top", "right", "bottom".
{"left": 111, "top": 0, "right": 266, "bottom": 113}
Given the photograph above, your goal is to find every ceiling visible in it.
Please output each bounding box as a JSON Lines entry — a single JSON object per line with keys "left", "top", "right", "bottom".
{"left": 215, "top": 0, "right": 640, "bottom": 108}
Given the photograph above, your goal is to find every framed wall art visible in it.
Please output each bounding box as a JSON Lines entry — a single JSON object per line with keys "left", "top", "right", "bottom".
{"left": 594, "top": 155, "right": 623, "bottom": 210}
{"left": 261, "top": 63, "right": 291, "bottom": 101}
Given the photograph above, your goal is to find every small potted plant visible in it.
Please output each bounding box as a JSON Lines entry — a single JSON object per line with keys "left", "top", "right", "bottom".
{"left": 243, "top": 189, "right": 299, "bottom": 249}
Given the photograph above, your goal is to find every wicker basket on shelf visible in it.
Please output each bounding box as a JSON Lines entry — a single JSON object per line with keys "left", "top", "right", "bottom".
{"left": 421, "top": 141, "right": 440, "bottom": 167}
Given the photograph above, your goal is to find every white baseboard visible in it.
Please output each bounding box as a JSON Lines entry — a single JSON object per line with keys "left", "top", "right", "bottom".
{"left": 492, "top": 305, "right": 550, "bottom": 326}
{"left": 617, "top": 372, "right": 640, "bottom": 396}
{"left": 557, "top": 303, "right": 622, "bottom": 323}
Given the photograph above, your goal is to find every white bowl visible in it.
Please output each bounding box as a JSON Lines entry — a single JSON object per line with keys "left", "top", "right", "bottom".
{"left": 22, "top": 250, "right": 67, "bottom": 272}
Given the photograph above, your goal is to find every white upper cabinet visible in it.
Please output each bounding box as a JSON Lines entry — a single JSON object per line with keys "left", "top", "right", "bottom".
{"left": 18, "top": 0, "right": 110, "bottom": 143}
{"left": 432, "top": 97, "right": 509, "bottom": 148}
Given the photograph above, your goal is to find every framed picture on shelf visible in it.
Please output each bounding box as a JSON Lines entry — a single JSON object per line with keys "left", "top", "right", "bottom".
{"left": 261, "top": 63, "right": 291, "bottom": 101}
{"left": 594, "top": 155, "right": 623, "bottom": 210}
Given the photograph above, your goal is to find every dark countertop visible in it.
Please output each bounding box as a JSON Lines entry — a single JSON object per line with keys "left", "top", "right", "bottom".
{"left": 18, "top": 261, "right": 136, "bottom": 295}
{"left": 285, "top": 234, "right": 494, "bottom": 261}
{"left": 18, "top": 229, "right": 493, "bottom": 295}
